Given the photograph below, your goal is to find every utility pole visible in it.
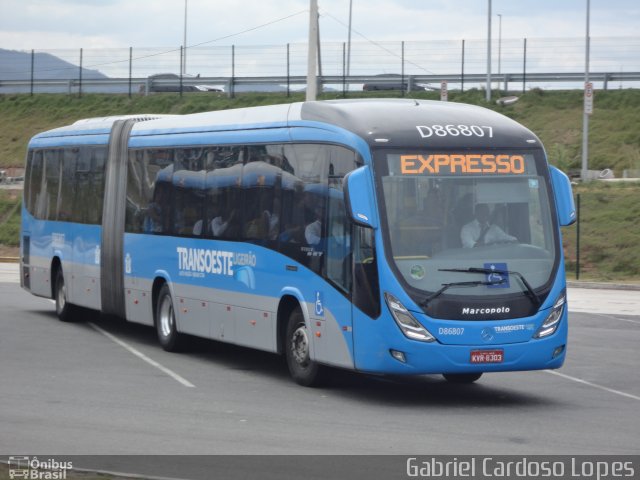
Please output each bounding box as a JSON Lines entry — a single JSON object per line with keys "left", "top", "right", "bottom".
{"left": 486, "top": 0, "right": 492, "bottom": 102}
{"left": 183, "top": 0, "right": 188, "bottom": 75}
{"left": 497, "top": 13, "right": 502, "bottom": 92}
{"left": 581, "top": 0, "right": 591, "bottom": 181}
{"left": 306, "top": 0, "right": 318, "bottom": 101}
{"left": 347, "top": 0, "right": 353, "bottom": 77}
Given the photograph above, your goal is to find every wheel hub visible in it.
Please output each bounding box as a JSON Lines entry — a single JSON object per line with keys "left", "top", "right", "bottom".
{"left": 159, "top": 297, "right": 174, "bottom": 338}
{"left": 291, "top": 326, "right": 309, "bottom": 365}
{"left": 57, "top": 280, "right": 66, "bottom": 313}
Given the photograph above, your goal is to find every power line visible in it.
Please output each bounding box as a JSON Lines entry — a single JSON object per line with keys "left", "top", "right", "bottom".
{"left": 319, "top": 9, "right": 435, "bottom": 75}
{"left": 14, "top": 9, "right": 309, "bottom": 75}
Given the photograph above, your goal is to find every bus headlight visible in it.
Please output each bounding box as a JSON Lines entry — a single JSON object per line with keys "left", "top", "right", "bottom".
{"left": 384, "top": 292, "right": 436, "bottom": 342}
{"left": 534, "top": 291, "right": 566, "bottom": 339}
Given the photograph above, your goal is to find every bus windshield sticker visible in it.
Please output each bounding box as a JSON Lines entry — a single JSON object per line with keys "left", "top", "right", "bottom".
{"left": 410, "top": 265, "right": 426, "bottom": 280}
{"left": 484, "top": 263, "right": 510, "bottom": 289}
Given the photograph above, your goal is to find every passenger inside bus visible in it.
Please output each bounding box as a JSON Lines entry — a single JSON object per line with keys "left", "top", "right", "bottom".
{"left": 305, "top": 205, "right": 324, "bottom": 246}
{"left": 143, "top": 202, "right": 163, "bottom": 233}
{"left": 210, "top": 207, "right": 238, "bottom": 238}
{"left": 460, "top": 203, "right": 517, "bottom": 248}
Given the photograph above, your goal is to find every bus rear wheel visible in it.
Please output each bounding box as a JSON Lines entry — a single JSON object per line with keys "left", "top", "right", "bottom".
{"left": 285, "top": 308, "right": 324, "bottom": 387}
{"left": 155, "top": 284, "right": 185, "bottom": 352}
{"left": 54, "top": 268, "right": 80, "bottom": 322}
{"left": 443, "top": 373, "right": 483, "bottom": 384}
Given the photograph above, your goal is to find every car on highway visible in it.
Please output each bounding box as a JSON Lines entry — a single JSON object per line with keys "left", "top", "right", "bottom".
{"left": 147, "top": 73, "right": 224, "bottom": 93}
{"left": 362, "top": 74, "right": 432, "bottom": 92}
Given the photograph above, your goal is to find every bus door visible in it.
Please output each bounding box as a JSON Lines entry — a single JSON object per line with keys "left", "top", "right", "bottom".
{"left": 313, "top": 182, "right": 356, "bottom": 369}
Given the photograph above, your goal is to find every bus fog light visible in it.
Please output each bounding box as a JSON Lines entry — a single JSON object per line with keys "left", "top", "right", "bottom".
{"left": 384, "top": 292, "right": 436, "bottom": 342}
{"left": 390, "top": 349, "right": 406, "bottom": 363}
{"left": 534, "top": 291, "right": 566, "bottom": 339}
{"left": 552, "top": 345, "right": 565, "bottom": 358}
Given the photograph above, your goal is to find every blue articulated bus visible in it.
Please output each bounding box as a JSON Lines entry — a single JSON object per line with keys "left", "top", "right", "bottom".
{"left": 20, "top": 99, "right": 576, "bottom": 386}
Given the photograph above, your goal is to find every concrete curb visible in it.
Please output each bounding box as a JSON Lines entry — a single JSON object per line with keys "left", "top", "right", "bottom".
{"left": 567, "top": 281, "right": 640, "bottom": 291}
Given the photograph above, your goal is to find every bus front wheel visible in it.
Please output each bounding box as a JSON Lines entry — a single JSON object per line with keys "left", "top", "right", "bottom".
{"left": 443, "top": 373, "right": 483, "bottom": 384}
{"left": 285, "top": 308, "right": 324, "bottom": 387}
{"left": 155, "top": 284, "right": 185, "bottom": 352}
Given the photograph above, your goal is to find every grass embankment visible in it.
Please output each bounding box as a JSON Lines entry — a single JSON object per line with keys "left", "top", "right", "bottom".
{"left": 1, "top": 183, "right": 639, "bottom": 282}
{"left": 1, "top": 90, "right": 639, "bottom": 281}
{"left": 562, "top": 181, "right": 640, "bottom": 282}
{"left": 1, "top": 89, "right": 640, "bottom": 174}
{"left": 0, "top": 190, "right": 20, "bottom": 248}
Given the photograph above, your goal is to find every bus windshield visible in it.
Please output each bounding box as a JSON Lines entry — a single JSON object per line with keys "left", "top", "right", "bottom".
{"left": 374, "top": 149, "right": 558, "bottom": 308}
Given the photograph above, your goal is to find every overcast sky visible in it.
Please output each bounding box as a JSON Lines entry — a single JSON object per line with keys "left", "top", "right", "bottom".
{"left": 1, "top": 0, "right": 639, "bottom": 51}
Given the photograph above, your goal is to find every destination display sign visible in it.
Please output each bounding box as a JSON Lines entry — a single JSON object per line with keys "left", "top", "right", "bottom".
{"left": 391, "top": 153, "right": 537, "bottom": 176}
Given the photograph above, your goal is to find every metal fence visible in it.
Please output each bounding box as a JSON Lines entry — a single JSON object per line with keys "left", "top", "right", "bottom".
{"left": 2, "top": 36, "right": 640, "bottom": 94}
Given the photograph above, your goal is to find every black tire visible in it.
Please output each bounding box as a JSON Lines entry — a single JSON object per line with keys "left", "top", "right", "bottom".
{"left": 155, "top": 284, "right": 185, "bottom": 352}
{"left": 54, "top": 268, "right": 80, "bottom": 322}
{"left": 442, "top": 372, "right": 483, "bottom": 384}
{"left": 285, "top": 308, "right": 324, "bottom": 387}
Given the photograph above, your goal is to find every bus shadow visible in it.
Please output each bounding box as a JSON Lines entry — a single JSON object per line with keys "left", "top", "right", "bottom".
{"left": 326, "top": 369, "right": 557, "bottom": 408}
{"left": 37, "top": 309, "right": 558, "bottom": 408}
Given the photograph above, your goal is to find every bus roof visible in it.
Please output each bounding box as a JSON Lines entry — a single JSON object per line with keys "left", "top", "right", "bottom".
{"left": 33, "top": 99, "right": 541, "bottom": 150}
{"left": 33, "top": 114, "right": 175, "bottom": 139}
{"left": 130, "top": 99, "right": 540, "bottom": 149}
{"left": 298, "top": 99, "right": 541, "bottom": 149}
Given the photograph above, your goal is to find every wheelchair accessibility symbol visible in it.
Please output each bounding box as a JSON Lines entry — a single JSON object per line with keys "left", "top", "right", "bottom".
{"left": 485, "top": 263, "right": 510, "bottom": 288}
{"left": 314, "top": 291, "right": 324, "bottom": 316}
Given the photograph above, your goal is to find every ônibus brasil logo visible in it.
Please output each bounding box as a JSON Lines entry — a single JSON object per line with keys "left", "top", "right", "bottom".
{"left": 8, "top": 456, "right": 73, "bottom": 479}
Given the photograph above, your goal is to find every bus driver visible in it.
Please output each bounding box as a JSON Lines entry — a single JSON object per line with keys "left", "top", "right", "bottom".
{"left": 461, "top": 203, "right": 517, "bottom": 248}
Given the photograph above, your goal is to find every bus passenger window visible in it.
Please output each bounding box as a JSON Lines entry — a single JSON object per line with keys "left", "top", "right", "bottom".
{"left": 205, "top": 147, "right": 244, "bottom": 240}
{"left": 26, "top": 150, "right": 43, "bottom": 217}
{"left": 58, "top": 148, "right": 77, "bottom": 222}
{"left": 279, "top": 144, "right": 329, "bottom": 274}
{"left": 172, "top": 148, "right": 205, "bottom": 237}
{"left": 326, "top": 180, "right": 352, "bottom": 293}
{"left": 242, "top": 145, "right": 283, "bottom": 244}
{"left": 353, "top": 226, "right": 380, "bottom": 318}
{"left": 43, "top": 149, "right": 62, "bottom": 221}
{"left": 139, "top": 149, "right": 174, "bottom": 235}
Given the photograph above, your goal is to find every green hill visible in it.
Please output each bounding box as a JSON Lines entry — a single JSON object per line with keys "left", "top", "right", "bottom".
{"left": 1, "top": 90, "right": 640, "bottom": 282}
{"left": 1, "top": 89, "right": 640, "bottom": 175}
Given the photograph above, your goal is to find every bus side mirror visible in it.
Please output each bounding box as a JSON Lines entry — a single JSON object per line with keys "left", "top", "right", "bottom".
{"left": 550, "top": 166, "right": 576, "bottom": 226}
{"left": 345, "top": 166, "right": 378, "bottom": 229}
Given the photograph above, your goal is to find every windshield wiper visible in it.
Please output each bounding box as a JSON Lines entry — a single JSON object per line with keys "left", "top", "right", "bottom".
{"left": 422, "top": 278, "right": 506, "bottom": 307}
{"left": 439, "top": 267, "right": 541, "bottom": 307}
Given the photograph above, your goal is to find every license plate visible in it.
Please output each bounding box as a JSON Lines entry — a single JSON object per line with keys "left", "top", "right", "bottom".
{"left": 470, "top": 349, "right": 504, "bottom": 364}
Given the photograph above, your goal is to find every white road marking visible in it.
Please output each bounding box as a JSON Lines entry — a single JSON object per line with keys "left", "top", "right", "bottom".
{"left": 545, "top": 370, "right": 640, "bottom": 402}
{"left": 589, "top": 313, "right": 640, "bottom": 326}
{"left": 88, "top": 322, "right": 195, "bottom": 388}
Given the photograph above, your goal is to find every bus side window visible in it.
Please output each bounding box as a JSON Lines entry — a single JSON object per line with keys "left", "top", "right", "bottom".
{"left": 26, "top": 150, "right": 43, "bottom": 217}
{"left": 205, "top": 146, "right": 244, "bottom": 240}
{"left": 43, "top": 149, "right": 62, "bottom": 221}
{"left": 242, "top": 145, "right": 283, "bottom": 244}
{"left": 125, "top": 149, "right": 145, "bottom": 233}
{"left": 353, "top": 226, "right": 381, "bottom": 318}
{"left": 172, "top": 148, "right": 205, "bottom": 237}
{"left": 279, "top": 144, "right": 329, "bottom": 274}
{"left": 90, "top": 147, "right": 108, "bottom": 225}
{"left": 326, "top": 182, "right": 352, "bottom": 294}
{"left": 58, "top": 148, "right": 77, "bottom": 222}
{"left": 325, "top": 145, "right": 358, "bottom": 293}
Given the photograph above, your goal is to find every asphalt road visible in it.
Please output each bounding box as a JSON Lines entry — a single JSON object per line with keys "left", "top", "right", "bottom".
{"left": 1, "top": 274, "right": 639, "bottom": 477}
